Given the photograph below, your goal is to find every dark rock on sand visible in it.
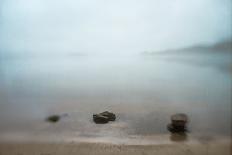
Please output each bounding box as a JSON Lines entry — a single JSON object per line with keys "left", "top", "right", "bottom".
{"left": 171, "top": 113, "right": 188, "bottom": 126}
{"left": 46, "top": 113, "right": 68, "bottom": 123}
{"left": 93, "top": 111, "right": 116, "bottom": 124}
{"left": 167, "top": 123, "right": 187, "bottom": 133}
{"left": 167, "top": 113, "right": 188, "bottom": 133}
{"left": 46, "top": 115, "right": 60, "bottom": 123}
{"left": 93, "top": 114, "right": 109, "bottom": 124}
{"left": 99, "top": 111, "right": 116, "bottom": 121}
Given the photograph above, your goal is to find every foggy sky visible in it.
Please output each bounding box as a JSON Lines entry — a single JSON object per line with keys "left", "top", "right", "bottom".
{"left": 0, "top": 0, "right": 231, "bottom": 55}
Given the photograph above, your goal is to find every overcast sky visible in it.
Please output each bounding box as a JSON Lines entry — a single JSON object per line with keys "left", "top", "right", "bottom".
{"left": 0, "top": 0, "right": 231, "bottom": 55}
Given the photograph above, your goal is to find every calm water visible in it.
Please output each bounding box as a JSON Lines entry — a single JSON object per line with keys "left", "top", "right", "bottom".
{"left": 0, "top": 51, "right": 231, "bottom": 142}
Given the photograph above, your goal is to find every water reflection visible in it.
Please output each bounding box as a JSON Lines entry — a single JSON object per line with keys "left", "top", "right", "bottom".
{"left": 170, "top": 133, "right": 188, "bottom": 142}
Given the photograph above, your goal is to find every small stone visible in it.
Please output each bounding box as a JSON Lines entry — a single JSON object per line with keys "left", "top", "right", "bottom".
{"left": 93, "top": 114, "right": 109, "bottom": 124}
{"left": 171, "top": 113, "right": 188, "bottom": 127}
{"left": 46, "top": 115, "right": 60, "bottom": 123}
{"left": 167, "top": 123, "right": 187, "bottom": 133}
{"left": 168, "top": 113, "right": 188, "bottom": 133}
{"left": 93, "top": 111, "right": 116, "bottom": 124}
{"left": 99, "top": 111, "right": 116, "bottom": 121}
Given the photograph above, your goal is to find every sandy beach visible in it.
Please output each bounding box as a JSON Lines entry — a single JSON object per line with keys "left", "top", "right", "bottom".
{"left": 0, "top": 140, "right": 231, "bottom": 155}
{"left": 0, "top": 133, "right": 231, "bottom": 155}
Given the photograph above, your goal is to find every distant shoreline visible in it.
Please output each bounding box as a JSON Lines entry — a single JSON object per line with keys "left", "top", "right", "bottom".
{"left": 141, "top": 40, "right": 232, "bottom": 55}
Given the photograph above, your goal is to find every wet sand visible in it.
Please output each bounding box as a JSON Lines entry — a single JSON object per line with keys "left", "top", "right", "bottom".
{"left": 0, "top": 140, "right": 230, "bottom": 155}
{"left": 0, "top": 133, "right": 231, "bottom": 155}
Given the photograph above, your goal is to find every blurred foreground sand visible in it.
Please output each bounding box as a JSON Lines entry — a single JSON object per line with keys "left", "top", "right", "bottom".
{"left": 0, "top": 141, "right": 230, "bottom": 155}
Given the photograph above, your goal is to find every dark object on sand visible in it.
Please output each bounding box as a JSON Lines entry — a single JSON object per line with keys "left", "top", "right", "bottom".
{"left": 99, "top": 111, "right": 116, "bottom": 121}
{"left": 167, "top": 123, "right": 187, "bottom": 132}
{"left": 46, "top": 115, "right": 60, "bottom": 123}
{"left": 93, "top": 111, "right": 116, "bottom": 124}
{"left": 167, "top": 113, "right": 188, "bottom": 133}
{"left": 93, "top": 114, "right": 109, "bottom": 124}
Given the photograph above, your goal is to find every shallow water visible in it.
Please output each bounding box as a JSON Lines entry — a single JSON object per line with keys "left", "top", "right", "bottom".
{"left": 0, "top": 51, "right": 231, "bottom": 142}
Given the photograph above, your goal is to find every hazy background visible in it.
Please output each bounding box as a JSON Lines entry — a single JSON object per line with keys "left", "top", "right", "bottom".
{"left": 0, "top": 0, "right": 231, "bottom": 57}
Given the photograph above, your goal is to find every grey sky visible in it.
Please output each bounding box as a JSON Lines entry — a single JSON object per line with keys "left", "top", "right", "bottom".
{"left": 0, "top": 0, "right": 231, "bottom": 55}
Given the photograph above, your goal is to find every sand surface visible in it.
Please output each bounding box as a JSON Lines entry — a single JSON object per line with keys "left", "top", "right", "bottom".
{"left": 0, "top": 141, "right": 231, "bottom": 155}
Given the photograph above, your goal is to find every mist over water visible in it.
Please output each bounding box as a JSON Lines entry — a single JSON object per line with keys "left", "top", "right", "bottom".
{"left": 0, "top": 50, "right": 231, "bottom": 142}
{"left": 0, "top": 0, "right": 231, "bottom": 56}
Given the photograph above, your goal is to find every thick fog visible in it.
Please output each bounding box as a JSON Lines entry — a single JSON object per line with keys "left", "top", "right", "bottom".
{"left": 0, "top": 0, "right": 231, "bottom": 56}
